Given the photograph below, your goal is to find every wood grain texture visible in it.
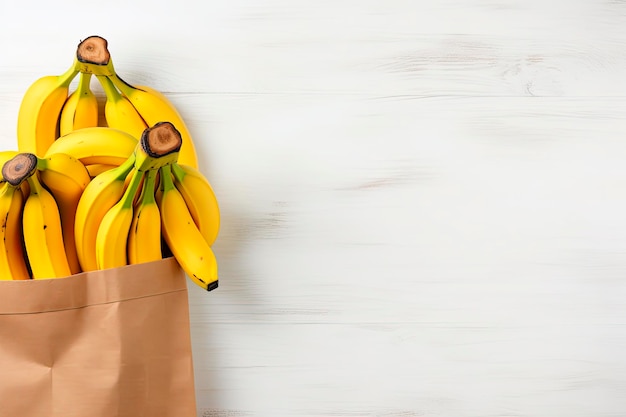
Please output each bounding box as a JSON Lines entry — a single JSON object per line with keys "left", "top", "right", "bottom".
{"left": 1, "top": 0, "right": 626, "bottom": 416}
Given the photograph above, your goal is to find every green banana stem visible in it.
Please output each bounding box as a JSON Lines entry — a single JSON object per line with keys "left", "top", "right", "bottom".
{"left": 140, "top": 169, "right": 158, "bottom": 206}
{"left": 76, "top": 59, "right": 116, "bottom": 76}
{"left": 0, "top": 180, "right": 19, "bottom": 197}
{"left": 35, "top": 156, "right": 47, "bottom": 171}
{"left": 59, "top": 63, "right": 80, "bottom": 88}
{"left": 107, "top": 73, "right": 139, "bottom": 96}
{"left": 120, "top": 169, "right": 145, "bottom": 210}
{"left": 109, "top": 154, "right": 136, "bottom": 181}
{"left": 159, "top": 165, "right": 175, "bottom": 193}
{"left": 26, "top": 171, "right": 45, "bottom": 196}
{"left": 0, "top": 182, "right": 11, "bottom": 198}
{"left": 97, "top": 74, "right": 123, "bottom": 103}
{"left": 170, "top": 163, "right": 187, "bottom": 183}
{"left": 77, "top": 72, "right": 94, "bottom": 97}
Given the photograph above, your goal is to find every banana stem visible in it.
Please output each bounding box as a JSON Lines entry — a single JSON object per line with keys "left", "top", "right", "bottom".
{"left": 0, "top": 181, "right": 18, "bottom": 200}
{"left": 97, "top": 74, "right": 123, "bottom": 103}
{"left": 108, "top": 153, "right": 136, "bottom": 181}
{"left": 0, "top": 182, "right": 11, "bottom": 199}
{"left": 159, "top": 165, "right": 175, "bottom": 193}
{"left": 140, "top": 169, "right": 158, "bottom": 206}
{"left": 107, "top": 73, "right": 138, "bottom": 96}
{"left": 77, "top": 72, "right": 94, "bottom": 97}
{"left": 59, "top": 63, "right": 80, "bottom": 88}
{"left": 120, "top": 169, "right": 145, "bottom": 210}
{"left": 35, "top": 156, "right": 47, "bottom": 171}
{"left": 170, "top": 163, "right": 186, "bottom": 183}
{"left": 25, "top": 170, "right": 45, "bottom": 196}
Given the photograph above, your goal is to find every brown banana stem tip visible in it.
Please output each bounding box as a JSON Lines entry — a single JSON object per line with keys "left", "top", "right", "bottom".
{"left": 2, "top": 153, "right": 37, "bottom": 187}
{"left": 141, "top": 122, "right": 183, "bottom": 158}
{"left": 77, "top": 35, "right": 110, "bottom": 65}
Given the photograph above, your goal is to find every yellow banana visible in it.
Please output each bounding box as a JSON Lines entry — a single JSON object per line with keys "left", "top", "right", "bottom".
{"left": 74, "top": 155, "right": 135, "bottom": 271}
{"left": 17, "top": 64, "right": 80, "bottom": 156}
{"left": 95, "top": 168, "right": 145, "bottom": 270}
{"left": 157, "top": 165, "right": 218, "bottom": 291}
{"left": 44, "top": 126, "right": 137, "bottom": 166}
{"left": 14, "top": 154, "right": 72, "bottom": 279}
{"left": 97, "top": 75, "right": 148, "bottom": 140}
{"left": 59, "top": 72, "right": 99, "bottom": 136}
{"left": 0, "top": 182, "right": 30, "bottom": 280}
{"left": 85, "top": 163, "right": 117, "bottom": 178}
{"left": 128, "top": 167, "right": 162, "bottom": 265}
{"left": 38, "top": 153, "right": 91, "bottom": 274}
{"left": 107, "top": 73, "right": 198, "bottom": 168}
{"left": 170, "top": 163, "right": 220, "bottom": 246}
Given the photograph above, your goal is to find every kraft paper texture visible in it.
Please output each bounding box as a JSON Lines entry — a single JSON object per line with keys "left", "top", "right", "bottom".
{"left": 0, "top": 257, "right": 197, "bottom": 417}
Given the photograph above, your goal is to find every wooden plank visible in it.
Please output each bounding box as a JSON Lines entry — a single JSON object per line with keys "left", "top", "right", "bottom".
{"left": 183, "top": 95, "right": 626, "bottom": 414}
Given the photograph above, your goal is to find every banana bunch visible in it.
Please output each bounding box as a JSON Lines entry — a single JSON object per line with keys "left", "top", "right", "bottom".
{"left": 0, "top": 123, "right": 220, "bottom": 289}
{"left": 0, "top": 152, "right": 86, "bottom": 279}
{"left": 1, "top": 36, "right": 220, "bottom": 292}
{"left": 17, "top": 35, "right": 199, "bottom": 168}
{"left": 78, "top": 122, "right": 219, "bottom": 290}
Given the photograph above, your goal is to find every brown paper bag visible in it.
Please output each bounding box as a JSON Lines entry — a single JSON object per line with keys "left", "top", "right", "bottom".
{"left": 0, "top": 257, "right": 197, "bottom": 417}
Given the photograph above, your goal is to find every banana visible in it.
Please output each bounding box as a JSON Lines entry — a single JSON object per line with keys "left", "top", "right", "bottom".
{"left": 59, "top": 72, "right": 99, "bottom": 136}
{"left": 10, "top": 154, "right": 72, "bottom": 279}
{"left": 157, "top": 165, "right": 218, "bottom": 291}
{"left": 170, "top": 163, "right": 220, "bottom": 246}
{"left": 74, "top": 154, "right": 135, "bottom": 271}
{"left": 37, "top": 153, "right": 91, "bottom": 274}
{"left": 128, "top": 168, "right": 162, "bottom": 264}
{"left": 95, "top": 168, "right": 145, "bottom": 270}
{"left": 0, "top": 182, "right": 30, "bottom": 280}
{"left": 97, "top": 75, "right": 148, "bottom": 140}
{"left": 85, "top": 163, "right": 117, "bottom": 178}
{"left": 44, "top": 126, "right": 137, "bottom": 166}
{"left": 17, "top": 64, "right": 80, "bottom": 156}
{"left": 107, "top": 74, "right": 199, "bottom": 168}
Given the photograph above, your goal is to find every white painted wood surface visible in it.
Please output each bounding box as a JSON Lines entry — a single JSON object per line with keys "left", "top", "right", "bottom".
{"left": 2, "top": 1, "right": 626, "bottom": 415}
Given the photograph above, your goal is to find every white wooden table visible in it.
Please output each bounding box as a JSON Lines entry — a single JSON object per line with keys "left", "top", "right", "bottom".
{"left": 2, "top": 1, "right": 626, "bottom": 416}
